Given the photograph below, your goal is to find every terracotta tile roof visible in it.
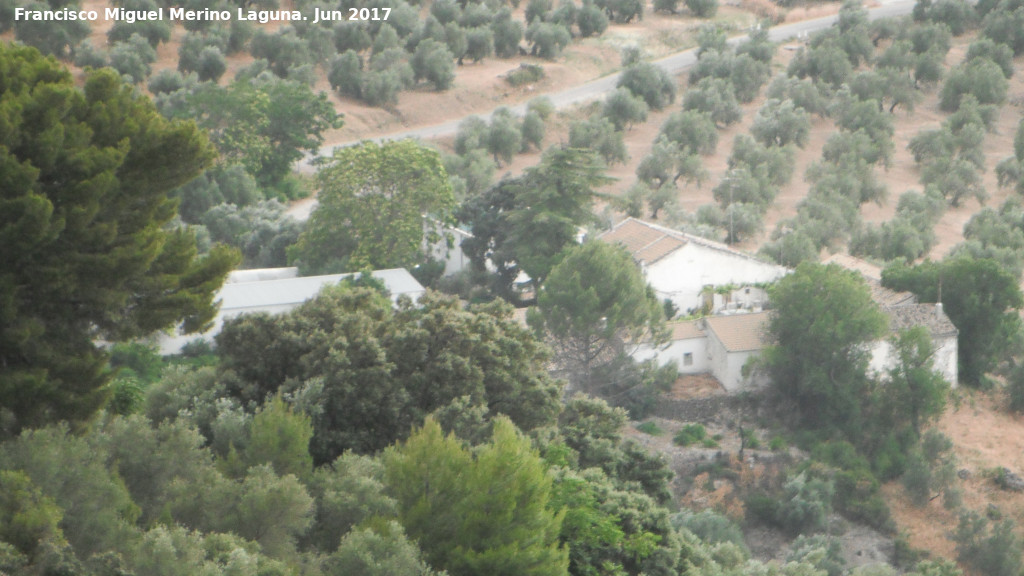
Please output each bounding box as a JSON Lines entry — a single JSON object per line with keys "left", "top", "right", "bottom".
{"left": 886, "top": 303, "right": 959, "bottom": 338}
{"left": 863, "top": 277, "right": 916, "bottom": 307}
{"left": 600, "top": 218, "right": 776, "bottom": 267}
{"left": 823, "top": 253, "right": 916, "bottom": 307}
{"left": 668, "top": 320, "right": 705, "bottom": 341}
{"left": 600, "top": 218, "right": 687, "bottom": 264}
{"left": 704, "top": 311, "right": 772, "bottom": 352}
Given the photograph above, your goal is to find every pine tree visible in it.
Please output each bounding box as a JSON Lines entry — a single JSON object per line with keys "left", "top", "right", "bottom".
{"left": 0, "top": 44, "right": 237, "bottom": 434}
{"left": 385, "top": 417, "right": 569, "bottom": 576}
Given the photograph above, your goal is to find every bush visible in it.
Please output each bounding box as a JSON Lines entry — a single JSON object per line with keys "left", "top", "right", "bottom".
{"left": 744, "top": 493, "right": 780, "bottom": 525}
{"left": 787, "top": 534, "right": 846, "bottom": 576}
{"left": 955, "top": 511, "right": 1023, "bottom": 576}
{"left": 506, "top": 63, "right": 545, "bottom": 87}
{"left": 685, "top": 0, "right": 718, "bottom": 17}
{"left": 673, "top": 423, "right": 708, "bottom": 446}
{"left": 741, "top": 428, "right": 761, "bottom": 450}
{"left": 776, "top": 472, "right": 834, "bottom": 535}
{"left": 903, "top": 451, "right": 932, "bottom": 507}
{"left": 636, "top": 421, "right": 663, "bottom": 435}
{"left": 674, "top": 510, "right": 748, "bottom": 551}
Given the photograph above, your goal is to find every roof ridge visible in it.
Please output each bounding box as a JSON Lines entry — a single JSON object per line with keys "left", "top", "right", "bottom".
{"left": 613, "top": 217, "right": 783, "bottom": 267}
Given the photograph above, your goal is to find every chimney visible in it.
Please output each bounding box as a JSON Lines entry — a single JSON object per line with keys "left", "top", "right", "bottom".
{"left": 936, "top": 302, "right": 943, "bottom": 318}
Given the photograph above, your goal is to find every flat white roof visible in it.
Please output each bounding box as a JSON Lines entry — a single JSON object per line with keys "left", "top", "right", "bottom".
{"left": 219, "top": 268, "right": 424, "bottom": 311}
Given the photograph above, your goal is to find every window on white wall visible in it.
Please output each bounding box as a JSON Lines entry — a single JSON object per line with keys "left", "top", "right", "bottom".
{"left": 683, "top": 352, "right": 693, "bottom": 366}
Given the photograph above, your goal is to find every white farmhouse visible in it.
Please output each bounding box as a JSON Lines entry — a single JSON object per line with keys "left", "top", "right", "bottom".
{"left": 633, "top": 254, "right": 959, "bottom": 392}
{"left": 633, "top": 320, "right": 708, "bottom": 372}
{"left": 156, "top": 267, "right": 425, "bottom": 354}
{"left": 634, "top": 312, "right": 772, "bottom": 392}
{"left": 825, "top": 254, "right": 958, "bottom": 386}
{"left": 703, "top": 312, "right": 772, "bottom": 392}
{"left": 600, "top": 218, "right": 788, "bottom": 314}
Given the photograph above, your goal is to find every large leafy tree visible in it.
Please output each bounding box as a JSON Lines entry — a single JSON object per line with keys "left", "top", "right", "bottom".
{"left": 165, "top": 75, "right": 342, "bottom": 189}
{"left": 216, "top": 285, "right": 562, "bottom": 462}
{"left": 461, "top": 147, "right": 608, "bottom": 297}
{"left": 289, "top": 140, "right": 456, "bottom": 274}
{"left": 533, "top": 241, "right": 666, "bottom": 389}
{"left": 882, "top": 256, "right": 1024, "bottom": 386}
{"left": 765, "top": 263, "right": 888, "bottom": 433}
{"left": 384, "top": 416, "right": 570, "bottom": 576}
{"left": 0, "top": 44, "right": 237, "bottom": 433}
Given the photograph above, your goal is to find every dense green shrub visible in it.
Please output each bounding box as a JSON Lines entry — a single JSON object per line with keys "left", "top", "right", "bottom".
{"left": 955, "top": 511, "right": 1023, "bottom": 576}
{"left": 685, "top": 0, "right": 717, "bottom": 17}
{"left": 506, "top": 63, "right": 545, "bottom": 86}
{"left": 776, "top": 472, "right": 834, "bottom": 535}
{"left": 673, "top": 423, "right": 708, "bottom": 446}
{"left": 674, "top": 510, "right": 748, "bottom": 551}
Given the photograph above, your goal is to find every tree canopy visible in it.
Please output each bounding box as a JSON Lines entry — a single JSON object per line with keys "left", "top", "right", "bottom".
{"left": 882, "top": 256, "right": 1024, "bottom": 386}
{"left": 384, "top": 416, "right": 570, "bottom": 576}
{"left": 765, "top": 263, "right": 888, "bottom": 433}
{"left": 461, "top": 147, "right": 609, "bottom": 297}
{"left": 289, "top": 140, "right": 456, "bottom": 274}
{"left": 162, "top": 74, "right": 342, "bottom": 189}
{"left": 534, "top": 241, "right": 666, "bottom": 389}
{"left": 0, "top": 44, "right": 237, "bottom": 433}
{"left": 216, "top": 285, "right": 562, "bottom": 462}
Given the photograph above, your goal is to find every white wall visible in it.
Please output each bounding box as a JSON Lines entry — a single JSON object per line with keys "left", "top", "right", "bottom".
{"left": 424, "top": 223, "right": 474, "bottom": 276}
{"left": 867, "top": 335, "right": 958, "bottom": 387}
{"left": 644, "top": 243, "right": 788, "bottom": 314}
{"left": 633, "top": 337, "right": 709, "bottom": 374}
